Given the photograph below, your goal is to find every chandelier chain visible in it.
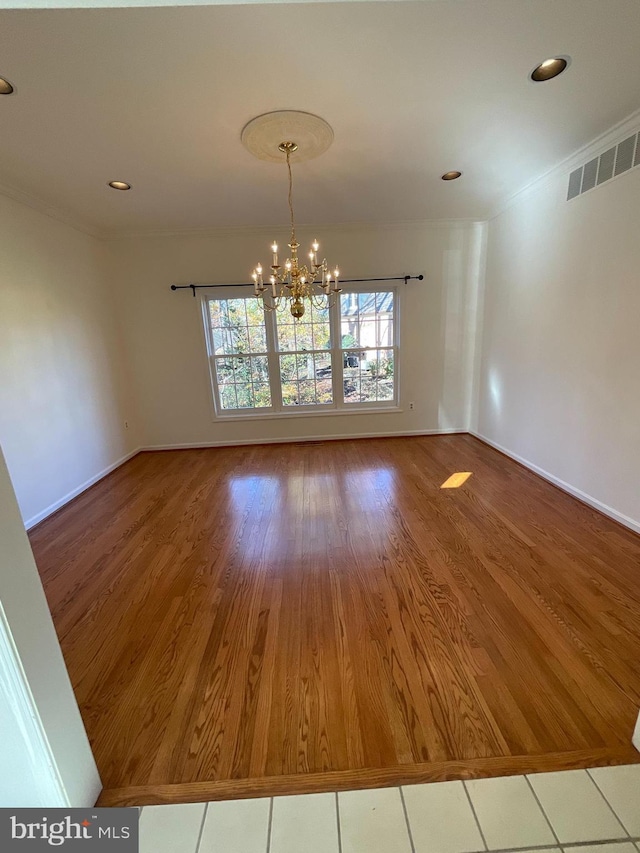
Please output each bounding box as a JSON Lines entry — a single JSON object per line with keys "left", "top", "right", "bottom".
{"left": 286, "top": 147, "right": 296, "bottom": 247}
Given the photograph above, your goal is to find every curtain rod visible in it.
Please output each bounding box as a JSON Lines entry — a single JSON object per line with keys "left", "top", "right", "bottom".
{"left": 170, "top": 274, "right": 424, "bottom": 297}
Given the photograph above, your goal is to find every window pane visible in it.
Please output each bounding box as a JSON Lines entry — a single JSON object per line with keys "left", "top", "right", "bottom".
{"left": 248, "top": 326, "right": 267, "bottom": 353}
{"left": 277, "top": 321, "right": 297, "bottom": 352}
{"left": 279, "top": 353, "right": 333, "bottom": 406}
{"left": 340, "top": 291, "right": 394, "bottom": 350}
{"left": 343, "top": 348, "right": 394, "bottom": 404}
{"left": 215, "top": 355, "right": 273, "bottom": 410}
{"left": 215, "top": 357, "right": 239, "bottom": 383}
{"left": 296, "top": 353, "right": 315, "bottom": 381}
{"left": 235, "top": 381, "right": 253, "bottom": 408}
{"left": 245, "top": 298, "right": 266, "bottom": 325}
{"left": 314, "top": 357, "right": 333, "bottom": 404}
{"left": 279, "top": 353, "right": 300, "bottom": 382}
{"left": 209, "top": 297, "right": 271, "bottom": 411}
{"left": 312, "top": 321, "right": 331, "bottom": 350}
{"left": 277, "top": 304, "right": 331, "bottom": 352}
{"left": 253, "top": 383, "right": 271, "bottom": 408}
{"left": 209, "top": 298, "right": 266, "bottom": 352}
{"left": 298, "top": 380, "right": 317, "bottom": 405}
{"left": 294, "top": 322, "right": 314, "bottom": 352}
{"left": 281, "top": 382, "right": 299, "bottom": 406}
{"left": 220, "top": 384, "right": 238, "bottom": 410}
{"left": 250, "top": 355, "right": 270, "bottom": 384}
{"left": 212, "top": 326, "right": 247, "bottom": 355}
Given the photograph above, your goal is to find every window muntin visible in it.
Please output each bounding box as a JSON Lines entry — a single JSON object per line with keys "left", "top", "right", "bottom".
{"left": 204, "top": 287, "right": 398, "bottom": 416}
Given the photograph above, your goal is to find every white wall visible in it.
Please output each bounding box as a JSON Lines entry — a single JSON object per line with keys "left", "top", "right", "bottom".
{"left": 0, "top": 194, "right": 137, "bottom": 527}
{"left": 475, "top": 157, "right": 640, "bottom": 531}
{"left": 107, "top": 221, "right": 485, "bottom": 447}
{"left": 0, "top": 446, "right": 101, "bottom": 806}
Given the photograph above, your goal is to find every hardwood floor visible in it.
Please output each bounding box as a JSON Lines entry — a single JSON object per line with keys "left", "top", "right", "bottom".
{"left": 29, "top": 436, "right": 640, "bottom": 805}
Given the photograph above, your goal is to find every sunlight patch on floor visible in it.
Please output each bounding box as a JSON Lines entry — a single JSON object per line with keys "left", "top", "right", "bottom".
{"left": 441, "top": 472, "right": 473, "bottom": 489}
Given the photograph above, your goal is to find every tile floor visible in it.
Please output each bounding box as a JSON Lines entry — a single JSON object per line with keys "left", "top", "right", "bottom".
{"left": 139, "top": 764, "right": 640, "bottom": 853}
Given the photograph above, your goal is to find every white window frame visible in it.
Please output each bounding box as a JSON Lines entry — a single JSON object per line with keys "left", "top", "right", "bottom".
{"left": 201, "top": 284, "right": 400, "bottom": 420}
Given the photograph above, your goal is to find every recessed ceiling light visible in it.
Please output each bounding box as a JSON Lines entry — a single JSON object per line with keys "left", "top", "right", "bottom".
{"left": 530, "top": 57, "right": 569, "bottom": 82}
{"left": 0, "top": 77, "right": 14, "bottom": 95}
{"left": 108, "top": 180, "right": 131, "bottom": 190}
{"left": 442, "top": 171, "right": 462, "bottom": 181}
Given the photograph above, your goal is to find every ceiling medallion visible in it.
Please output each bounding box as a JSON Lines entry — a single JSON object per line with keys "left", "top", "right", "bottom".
{"left": 241, "top": 111, "right": 340, "bottom": 320}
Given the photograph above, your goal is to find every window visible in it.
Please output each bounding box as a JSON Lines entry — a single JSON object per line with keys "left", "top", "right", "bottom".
{"left": 340, "top": 292, "right": 395, "bottom": 404}
{"left": 203, "top": 287, "right": 398, "bottom": 417}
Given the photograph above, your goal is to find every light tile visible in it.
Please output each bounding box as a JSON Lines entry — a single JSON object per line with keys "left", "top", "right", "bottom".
{"left": 270, "top": 792, "right": 339, "bottom": 853}
{"left": 139, "top": 803, "right": 205, "bottom": 853}
{"left": 588, "top": 765, "right": 640, "bottom": 835}
{"left": 339, "top": 787, "right": 412, "bottom": 853}
{"left": 465, "top": 774, "right": 556, "bottom": 849}
{"left": 564, "top": 844, "right": 637, "bottom": 853}
{"left": 507, "top": 849, "right": 559, "bottom": 853}
{"left": 199, "top": 797, "right": 271, "bottom": 853}
{"left": 402, "top": 781, "right": 485, "bottom": 853}
{"left": 528, "top": 769, "right": 626, "bottom": 843}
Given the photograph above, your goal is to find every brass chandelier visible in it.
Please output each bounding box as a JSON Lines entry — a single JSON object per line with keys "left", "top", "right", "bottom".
{"left": 252, "top": 141, "right": 341, "bottom": 320}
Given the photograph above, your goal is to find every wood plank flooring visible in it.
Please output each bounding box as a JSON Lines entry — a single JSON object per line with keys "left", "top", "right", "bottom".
{"left": 29, "top": 436, "right": 640, "bottom": 805}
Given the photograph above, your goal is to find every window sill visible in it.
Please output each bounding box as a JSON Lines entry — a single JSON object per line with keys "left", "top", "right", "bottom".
{"left": 211, "top": 406, "right": 403, "bottom": 423}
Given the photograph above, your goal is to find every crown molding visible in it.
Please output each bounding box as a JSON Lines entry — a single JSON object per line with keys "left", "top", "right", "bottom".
{"left": 0, "top": 180, "right": 102, "bottom": 238}
{"left": 489, "top": 106, "right": 640, "bottom": 221}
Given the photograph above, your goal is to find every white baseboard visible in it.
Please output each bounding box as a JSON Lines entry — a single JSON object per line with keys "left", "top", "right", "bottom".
{"left": 24, "top": 448, "right": 141, "bottom": 531}
{"left": 633, "top": 710, "right": 640, "bottom": 752}
{"left": 25, "top": 432, "right": 640, "bottom": 538}
{"left": 470, "top": 431, "right": 640, "bottom": 536}
{"left": 141, "top": 428, "right": 467, "bottom": 452}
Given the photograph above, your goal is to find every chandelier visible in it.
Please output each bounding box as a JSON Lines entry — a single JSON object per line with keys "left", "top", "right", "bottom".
{"left": 243, "top": 111, "right": 341, "bottom": 320}
{"left": 252, "top": 141, "right": 340, "bottom": 319}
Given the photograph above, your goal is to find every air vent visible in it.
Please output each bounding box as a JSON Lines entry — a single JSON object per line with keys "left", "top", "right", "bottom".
{"left": 567, "top": 130, "right": 639, "bottom": 200}
{"left": 581, "top": 158, "right": 598, "bottom": 193}
{"left": 615, "top": 134, "right": 636, "bottom": 175}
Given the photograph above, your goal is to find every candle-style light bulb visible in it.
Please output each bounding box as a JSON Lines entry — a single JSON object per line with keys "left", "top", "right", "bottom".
{"left": 271, "top": 242, "right": 278, "bottom": 266}
{"left": 252, "top": 270, "right": 258, "bottom": 295}
{"left": 256, "top": 264, "right": 263, "bottom": 275}
{"left": 312, "top": 240, "right": 319, "bottom": 252}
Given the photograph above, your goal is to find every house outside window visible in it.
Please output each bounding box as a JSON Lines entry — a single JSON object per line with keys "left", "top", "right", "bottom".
{"left": 202, "top": 286, "right": 398, "bottom": 418}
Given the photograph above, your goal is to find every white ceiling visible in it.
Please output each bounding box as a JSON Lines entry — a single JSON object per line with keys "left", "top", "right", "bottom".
{"left": 1, "top": 0, "right": 640, "bottom": 235}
